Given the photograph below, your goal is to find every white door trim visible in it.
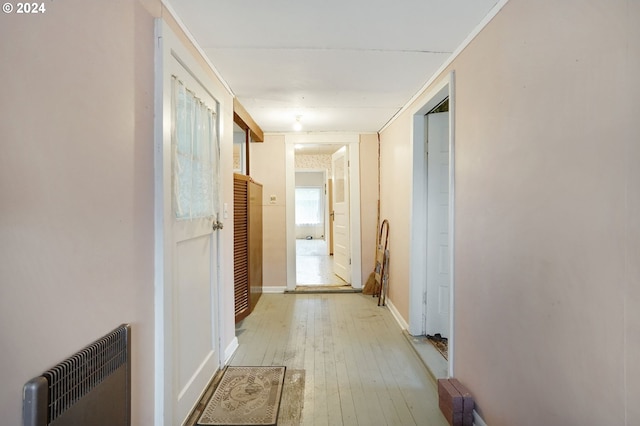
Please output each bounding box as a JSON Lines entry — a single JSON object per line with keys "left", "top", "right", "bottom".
{"left": 408, "top": 72, "right": 456, "bottom": 377}
{"left": 284, "top": 133, "right": 362, "bottom": 291}
{"left": 154, "top": 19, "right": 225, "bottom": 425}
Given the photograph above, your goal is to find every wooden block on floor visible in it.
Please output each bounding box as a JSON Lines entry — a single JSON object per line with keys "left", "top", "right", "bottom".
{"left": 438, "top": 378, "right": 462, "bottom": 426}
{"left": 449, "top": 378, "right": 474, "bottom": 426}
{"left": 438, "top": 378, "right": 475, "bottom": 426}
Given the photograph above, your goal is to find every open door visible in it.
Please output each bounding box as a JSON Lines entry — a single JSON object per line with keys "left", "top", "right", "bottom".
{"left": 285, "top": 134, "right": 362, "bottom": 291}
{"left": 331, "top": 146, "right": 350, "bottom": 283}
{"left": 155, "top": 21, "right": 222, "bottom": 426}
{"left": 409, "top": 74, "right": 455, "bottom": 379}
{"left": 425, "top": 111, "right": 450, "bottom": 337}
{"left": 328, "top": 178, "right": 334, "bottom": 255}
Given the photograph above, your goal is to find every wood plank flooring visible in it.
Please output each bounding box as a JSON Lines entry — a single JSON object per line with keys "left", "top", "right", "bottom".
{"left": 231, "top": 293, "right": 448, "bottom": 426}
{"left": 296, "top": 239, "right": 348, "bottom": 286}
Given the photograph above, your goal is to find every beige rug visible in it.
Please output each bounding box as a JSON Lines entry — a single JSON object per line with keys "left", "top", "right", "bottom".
{"left": 198, "top": 366, "right": 286, "bottom": 426}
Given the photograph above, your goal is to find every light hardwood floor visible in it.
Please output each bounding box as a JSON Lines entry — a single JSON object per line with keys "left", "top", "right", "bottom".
{"left": 296, "top": 239, "right": 347, "bottom": 286}
{"left": 231, "top": 293, "right": 448, "bottom": 426}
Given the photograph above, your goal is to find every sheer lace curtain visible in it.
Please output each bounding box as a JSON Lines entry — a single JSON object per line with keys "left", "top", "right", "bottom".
{"left": 172, "top": 77, "right": 220, "bottom": 220}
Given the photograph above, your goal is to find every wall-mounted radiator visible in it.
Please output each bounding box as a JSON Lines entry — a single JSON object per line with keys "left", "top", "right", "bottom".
{"left": 22, "top": 324, "right": 131, "bottom": 426}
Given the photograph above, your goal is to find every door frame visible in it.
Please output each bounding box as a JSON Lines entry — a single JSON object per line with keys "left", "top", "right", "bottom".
{"left": 408, "top": 72, "right": 456, "bottom": 376}
{"left": 154, "top": 19, "right": 225, "bottom": 425}
{"left": 285, "top": 133, "right": 362, "bottom": 291}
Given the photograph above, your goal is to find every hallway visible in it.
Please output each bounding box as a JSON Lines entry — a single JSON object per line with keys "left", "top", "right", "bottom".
{"left": 231, "top": 293, "right": 448, "bottom": 426}
{"left": 296, "top": 239, "right": 349, "bottom": 286}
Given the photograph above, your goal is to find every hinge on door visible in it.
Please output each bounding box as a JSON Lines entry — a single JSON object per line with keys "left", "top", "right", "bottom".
{"left": 349, "top": 258, "right": 352, "bottom": 265}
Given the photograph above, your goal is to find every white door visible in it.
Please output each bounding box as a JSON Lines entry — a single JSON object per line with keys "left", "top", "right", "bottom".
{"left": 157, "top": 36, "right": 221, "bottom": 425}
{"left": 331, "top": 146, "right": 350, "bottom": 282}
{"left": 172, "top": 214, "right": 219, "bottom": 425}
{"left": 425, "top": 112, "right": 450, "bottom": 337}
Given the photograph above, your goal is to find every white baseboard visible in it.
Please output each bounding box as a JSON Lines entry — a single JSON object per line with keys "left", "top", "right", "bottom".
{"left": 262, "top": 286, "right": 286, "bottom": 294}
{"left": 473, "top": 410, "right": 488, "bottom": 426}
{"left": 224, "top": 337, "right": 238, "bottom": 364}
{"left": 385, "top": 298, "right": 409, "bottom": 331}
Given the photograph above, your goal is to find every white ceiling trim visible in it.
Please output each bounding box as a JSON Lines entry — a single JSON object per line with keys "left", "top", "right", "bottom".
{"left": 160, "top": 0, "right": 235, "bottom": 97}
{"left": 285, "top": 133, "right": 360, "bottom": 145}
{"left": 378, "top": 0, "right": 512, "bottom": 133}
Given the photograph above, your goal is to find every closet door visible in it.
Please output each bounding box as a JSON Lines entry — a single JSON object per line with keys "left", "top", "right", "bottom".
{"left": 233, "top": 174, "right": 250, "bottom": 322}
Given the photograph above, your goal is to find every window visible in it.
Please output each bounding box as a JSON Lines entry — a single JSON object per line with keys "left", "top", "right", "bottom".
{"left": 172, "top": 76, "right": 219, "bottom": 220}
{"left": 295, "top": 187, "right": 324, "bottom": 225}
{"left": 233, "top": 122, "right": 247, "bottom": 175}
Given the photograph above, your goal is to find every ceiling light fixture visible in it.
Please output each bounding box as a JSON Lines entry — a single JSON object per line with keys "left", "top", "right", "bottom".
{"left": 292, "top": 116, "right": 302, "bottom": 131}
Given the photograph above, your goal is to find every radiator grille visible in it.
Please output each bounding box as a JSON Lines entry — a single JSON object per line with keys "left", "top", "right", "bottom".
{"left": 42, "top": 325, "right": 129, "bottom": 423}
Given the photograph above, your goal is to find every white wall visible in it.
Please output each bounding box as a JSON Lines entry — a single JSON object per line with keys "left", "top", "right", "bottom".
{"left": 359, "top": 134, "right": 380, "bottom": 282}
{"left": 0, "top": 1, "right": 240, "bottom": 424}
{"left": 295, "top": 171, "right": 325, "bottom": 187}
{"left": 251, "top": 135, "right": 288, "bottom": 287}
{"left": 0, "top": 1, "right": 156, "bottom": 424}
{"left": 380, "top": 0, "right": 640, "bottom": 424}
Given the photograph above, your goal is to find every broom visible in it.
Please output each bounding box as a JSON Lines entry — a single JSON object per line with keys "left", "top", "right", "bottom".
{"left": 363, "top": 270, "right": 378, "bottom": 295}
{"left": 362, "top": 218, "right": 379, "bottom": 295}
{"left": 362, "top": 205, "right": 382, "bottom": 296}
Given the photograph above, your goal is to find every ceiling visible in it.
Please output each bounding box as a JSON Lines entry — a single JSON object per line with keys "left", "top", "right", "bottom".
{"left": 166, "top": 0, "right": 499, "bottom": 133}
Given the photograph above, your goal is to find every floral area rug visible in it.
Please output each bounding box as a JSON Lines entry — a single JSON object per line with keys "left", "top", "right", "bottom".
{"left": 198, "top": 366, "right": 286, "bottom": 425}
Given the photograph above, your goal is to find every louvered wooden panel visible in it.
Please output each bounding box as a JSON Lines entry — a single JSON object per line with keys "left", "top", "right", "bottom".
{"left": 234, "top": 175, "right": 250, "bottom": 322}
